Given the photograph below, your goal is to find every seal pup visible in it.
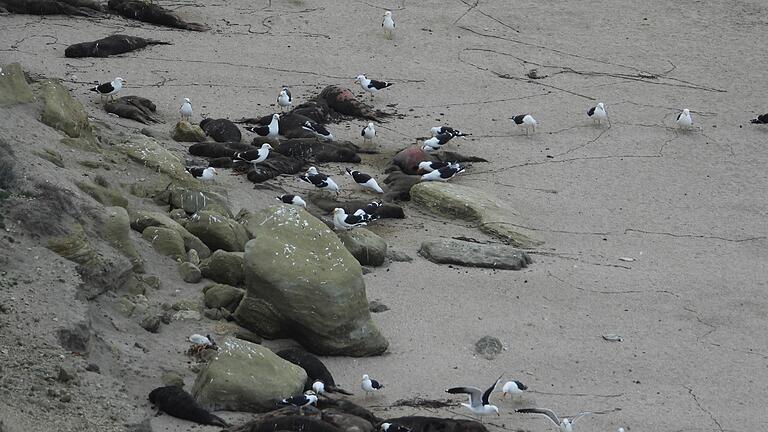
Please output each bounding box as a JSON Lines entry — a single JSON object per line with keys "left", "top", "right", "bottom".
{"left": 275, "top": 348, "right": 353, "bottom": 395}
{"left": 148, "top": 386, "right": 229, "bottom": 427}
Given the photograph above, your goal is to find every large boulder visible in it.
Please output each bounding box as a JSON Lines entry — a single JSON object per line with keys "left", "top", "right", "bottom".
{"left": 237, "top": 205, "right": 388, "bottom": 356}
{"left": 410, "top": 182, "right": 542, "bottom": 248}
{"left": 172, "top": 120, "right": 207, "bottom": 142}
{"left": 191, "top": 337, "right": 307, "bottom": 412}
{"left": 199, "top": 250, "right": 244, "bottom": 286}
{"left": 0, "top": 63, "right": 35, "bottom": 106}
{"left": 129, "top": 209, "right": 211, "bottom": 258}
{"left": 38, "top": 79, "right": 91, "bottom": 138}
{"left": 203, "top": 283, "right": 244, "bottom": 310}
{"left": 337, "top": 229, "right": 387, "bottom": 267}
{"left": 115, "top": 134, "right": 190, "bottom": 180}
{"left": 419, "top": 239, "right": 533, "bottom": 270}
{"left": 141, "top": 226, "right": 186, "bottom": 260}
{"left": 186, "top": 211, "right": 249, "bottom": 252}
{"left": 169, "top": 188, "right": 232, "bottom": 217}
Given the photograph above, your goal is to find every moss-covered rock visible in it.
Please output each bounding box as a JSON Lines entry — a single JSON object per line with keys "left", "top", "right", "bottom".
{"left": 203, "top": 283, "right": 244, "bottom": 311}
{"left": 141, "top": 226, "right": 186, "bottom": 261}
{"left": 337, "top": 228, "right": 387, "bottom": 267}
{"left": 114, "top": 134, "right": 189, "bottom": 180}
{"left": 102, "top": 206, "right": 144, "bottom": 272}
{"left": 129, "top": 209, "right": 211, "bottom": 258}
{"left": 172, "top": 121, "right": 206, "bottom": 142}
{"left": 186, "top": 211, "right": 248, "bottom": 252}
{"left": 33, "top": 148, "right": 65, "bottom": 168}
{"left": 47, "top": 224, "right": 99, "bottom": 268}
{"left": 199, "top": 250, "right": 244, "bottom": 286}
{"left": 38, "top": 79, "right": 91, "bottom": 138}
{"left": 169, "top": 188, "right": 232, "bottom": 217}
{"left": 179, "top": 261, "right": 202, "bottom": 283}
{"left": 0, "top": 63, "right": 35, "bottom": 106}
{"left": 76, "top": 181, "right": 129, "bottom": 208}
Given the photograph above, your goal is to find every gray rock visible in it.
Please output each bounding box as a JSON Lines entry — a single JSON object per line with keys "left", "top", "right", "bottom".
{"left": 368, "top": 300, "right": 390, "bottom": 313}
{"left": 187, "top": 249, "right": 200, "bottom": 266}
{"left": 474, "top": 335, "right": 503, "bottom": 360}
{"left": 141, "top": 226, "right": 186, "bottom": 261}
{"left": 172, "top": 310, "right": 201, "bottom": 321}
{"left": 0, "top": 63, "right": 34, "bottom": 106}
{"left": 169, "top": 189, "right": 232, "bottom": 218}
{"left": 203, "top": 283, "right": 245, "bottom": 311}
{"left": 85, "top": 363, "right": 100, "bottom": 373}
{"left": 418, "top": 238, "right": 533, "bottom": 270}
{"left": 186, "top": 211, "right": 249, "bottom": 252}
{"left": 234, "top": 329, "right": 262, "bottom": 344}
{"left": 199, "top": 250, "right": 244, "bottom": 286}
{"left": 140, "top": 315, "right": 161, "bottom": 333}
{"left": 129, "top": 209, "right": 211, "bottom": 259}
{"left": 172, "top": 121, "right": 206, "bottom": 142}
{"left": 236, "top": 205, "right": 388, "bottom": 356}
{"left": 410, "top": 182, "right": 541, "bottom": 248}
{"left": 203, "top": 308, "right": 223, "bottom": 320}
{"left": 161, "top": 372, "right": 185, "bottom": 388}
{"left": 178, "top": 262, "right": 202, "bottom": 283}
{"left": 57, "top": 364, "right": 77, "bottom": 383}
{"left": 56, "top": 322, "right": 90, "bottom": 352}
{"left": 191, "top": 337, "right": 307, "bottom": 412}
{"left": 386, "top": 250, "right": 413, "bottom": 262}
{"left": 337, "top": 228, "right": 387, "bottom": 267}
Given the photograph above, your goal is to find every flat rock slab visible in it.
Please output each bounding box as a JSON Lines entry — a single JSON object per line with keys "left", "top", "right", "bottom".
{"left": 419, "top": 239, "right": 533, "bottom": 270}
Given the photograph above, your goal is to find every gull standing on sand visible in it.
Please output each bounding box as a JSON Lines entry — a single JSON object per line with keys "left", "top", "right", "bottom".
{"left": 245, "top": 114, "right": 280, "bottom": 139}
{"left": 179, "top": 97, "right": 193, "bottom": 122}
{"left": 276, "top": 194, "right": 307, "bottom": 208}
{"left": 511, "top": 114, "right": 537, "bottom": 135}
{"left": 333, "top": 208, "right": 369, "bottom": 231}
{"left": 445, "top": 374, "right": 502, "bottom": 420}
{"left": 91, "top": 77, "right": 125, "bottom": 102}
{"left": 361, "top": 374, "right": 384, "bottom": 397}
{"left": 676, "top": 108, "right": 693, "bottom": 130}
{"left": 516, "top": 408, "right": 591, "bottom": 432}
{"left": 501, "top": 380, "right": 528, "bottom": 399}
{"left": 187, "top": 167, "right": 217, "bottom": 181}
{"left": 355, "top": 74, "right": 393, "bottom": 99}
{"left": 234, "top": 143, "right": 273, "bottom": 165}
{"left": 382, "top": 11, "right": 395, "bottom": 39}
{"left": 346, "top": 168, "right": 384, "bottom": 193}
{"left": 587, "top": 102, "right": 608, "bottom": 125}
{"left": 277, "top": 87, "right": 292, "bottom": 112}
{"left": 362, "top": 122, "right": 376, "bottom": 144}
{"left": 300, "top": 166, "right": 340, "bottom": 194}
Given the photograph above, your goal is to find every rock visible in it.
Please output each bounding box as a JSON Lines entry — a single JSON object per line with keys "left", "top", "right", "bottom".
{"left": 140, "top": 315, "right": 161, "bottom": 333}
{"left": 418, "top": 239, "right": 533, "bottom": 270}
{"left": 38, "top": 79, "right": 91, "bottom": 138}
{"left": 233, "top": 296, "right": 286, "bottom": 338}
{"left": 237, "top": 205, "right": 388, "bottom": 356}
{"left": 234, "top": 329, "right": 262, "bottom": 344}
{"left": 191, "top": 337, "right": 307, "bottom": 412}
{"left": 179, "top": 262, "right": 202, "bottom": 283}
{"left": 129, "top": 209, "right": 211, "bottom": 259}
{"left": 186, "top": 211, "right": 249, "bottom": 252}
{"left": 410, "top": 182, "right": 541, "bottom": 248}
{"left": 337, "top": 229, "right": 387, "bottom": 267}
{"left": 187, "top": 248, "right": 200, "bottom": 265}
{"left": 56, "top": 322, "right": 90, "bottom": 352}
{"left": 474, "top": 336, "right": 503, "bottom": 360}
{"left": 143, "top": 275, "right": 161, "bottom": 290}
{"left": 0, "top": 63, "right": 35, "bottom": 107}
{"left": 115, "top": 134, "right": 190, "bottom": 181}
{"left": 200, "top": 118, "right": 242, "bottom": 142}
{"left": 57, "top": 364, "right": 77, "bottom": 382}
{"left": 102, "top": 206, "right": 144, "bottom": 273}
{"left": 76, "top": 181, "right": 129, "bottom": 208}
{"left": 199, "top": 250, "right": 244, "bottom": 286}
{"left": 46, "top": 224, "right": 99, "bottom": 268}
{"left": 386, "top": 250, "right": 413, "bottom": 262}
{"left": 168, "top": 188, "right": 232, "bottom": 217}
{"left": 141, "top": 226, "right": 186, "bottom": 261}
{"left": 169, "top": 208, "right": 189, "bottom": 223}
{"left": 172, "top": 121, "right": 207, "bottom": 142}
{"left": 161, "top": 372, "right": 184, "bottom": 388}
{"left": 203, "top": 283, "right": 244, "bottom": 310}
{"left": 203, "top": 308, "right": 223, "bottom": 320}
{"left": 85, "top": 363, "right": 100, "bottom": 373}
{"left": 59, "top": 393, "right": 72, "bottom": 403}
{"left": 172, "top": 310, "right": 201, "bottom": 321}
{"left": 368, "top": 300, "right": 389, "bottom": 313}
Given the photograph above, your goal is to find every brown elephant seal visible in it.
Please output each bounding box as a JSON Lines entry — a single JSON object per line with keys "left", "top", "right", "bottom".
{"left": 65, "top": 35, "right": 170, "bottom": 58}
{"left": 148, "top": 386, "right": 229, "bottom": 427}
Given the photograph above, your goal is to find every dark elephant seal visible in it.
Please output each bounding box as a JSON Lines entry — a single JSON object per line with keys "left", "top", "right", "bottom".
{"left": 104, "top": 96, "right": 162, "bottom": 124}
{"left": 275, "top": 348, "right": 353, "bottom": 395}
{"left": 65, "top": 35, "right": 170, "bottom": 58}
{"left": 148, "top": 386, "right": 229, "bottom": 427}
{"left": 276, "top": 139, "right": 361, "bottom": 163}
{"left": 227, "top": 416, "right": 343, "bottom": 432}
{"left": 0, "top": 0, "right": 102, "bottom": 16}
{"left": 108, "top": 0, "right": 208, "bottom": 31}
{"left": 380, "top": 417, "right": 487, "bottom": 432}
{"left": 200, "top": 118, "right": 242, "bottom": 143}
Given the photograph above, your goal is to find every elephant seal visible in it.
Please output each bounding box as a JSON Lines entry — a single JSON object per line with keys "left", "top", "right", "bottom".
{"left": 104, "top": 96, "right": 162, "bottom": 124}
{"left": 108, "top": 0, "right": 208, "bottom": 31}
{"left": 227, "top": 416, "right": 343, "bottom": 432}
{"left": 379, "top": 417, "right": 487, "bottom": 432}
{"left": 0, "top": 0, "right": 102, "bottom": 16}
{"left": 200, "top": 118, "right": 242, "bottom": 143}
{"left": 65, "top": 35, "right": 170, "bottom": 58}
{"left": 275, "top": 348, "right": 353, "bottom": 395}
{"left": 148, "top": 386, "right": 229, "bottom": 427}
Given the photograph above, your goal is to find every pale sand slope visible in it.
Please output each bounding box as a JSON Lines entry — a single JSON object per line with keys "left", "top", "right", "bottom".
{"left": 3, "top": 0, "right": 768, "bottom": 430}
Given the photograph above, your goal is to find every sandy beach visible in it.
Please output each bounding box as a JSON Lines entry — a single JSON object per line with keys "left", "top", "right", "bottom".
{"left": 1, "top": 0, "right": 768, "bottom": 431}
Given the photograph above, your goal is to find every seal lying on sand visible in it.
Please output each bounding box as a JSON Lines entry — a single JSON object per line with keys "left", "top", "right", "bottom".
{"left": 108, "top": 0, "right": 208, "bottom": 31}
{"left": 200, "top": 118, "right": 242, "bottom": 143}
{"left": 0, "top": 0, "right": 102, "bottom": 16}
{"left": 104, "top": 96, "right": 162, "bottom": 124}
{"left": 65, "top": 35, "right": 170, "bottom": 58}
{"left": 227, "top": 415, "right": 343, "bottom": 432}
{"left": 276, "top": 348, "right": 353, "bottom": 395}
{"left": 148, "top": 386, "right": 229, "bottom": 427}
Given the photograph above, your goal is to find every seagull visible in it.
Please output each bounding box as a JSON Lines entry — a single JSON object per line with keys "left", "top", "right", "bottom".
{"left": 234, "top": 143, "right": 273, "bottom": 165}
{"left": 421, "top": 145, "right": 438, "bottom": 153}
{"left": 423, "top": 132, "right": 455, "bottom": 150}
{"left": 278, "top": 390, "right": 317, "bottom": 409}
{"left": 311, "top": 380, "right": 326, "bottom": 395}
{"left": 382, "top": 10, "right": 395, "bottom": 39}
{"left": 91, "top": 77, "right": 125, "bottom": 102}
{"left": 355, "top": 74, "right": 393, "bottom": 99}
{"left": 302, "top": 121, "right": 334, "bottom": 141}
{"left": 587, "top": 102, "right": 608, "bottom": 125}
{"left": 676, "top": 108, "right": 693, "bottom": 130}
{"left": 418, "top": 161, "right": 453, "bottom": 173}
{"left": 421, "top": 164, "right": 464, "bottom": 181}
{"left": 333, "top": 208, "right": 369, "bottom": 230}
{"left": 277, "top": 87, "right": 292, "bottom": 112}
{"left": 381, "top": 423, "right": 412, "bottom": 432}
{"left": 617, "top": 428, "right": 626, "bottom": 432}
{"left": 511, "top": 114, "right": 538, "bottom": 135}
{"left": 501, "top": 380, "right": 528, "bottom": 399}
{"left": 188, "top": 334, "right": 214, "bottom": 346}
{"left": 179, "top": 97, "right": 193, "bottom": 122}
{"left": 361, "top": 374, "right": 384, "bottom": 397}
{"left": 245, "top": 113, "right": 280, "bottom": 139}
{"left": 360, "top": 200, "right": 383, "bottom": 220}
{"left": 516, "top": 408, "right": 592, "bottom": 432}
{"left": 276, "top": 194, "right": 307, "bottom": 208}
{"left": 445, "top": 374, "right": 502, "bottom": 420}
{"left": 431, "top": 126, "right": 469, "bottom": 137}
{"left": 362, "top": 122, "right": 376, "bottom": 144}
{"left": 346, "top": 168, "right": 384, "bottom": 193}
{"left": 187, "top": 167, "right": 217, "bottom": 181}
{"left": 300, "top": 166, "right": 340, "bottom": 194}
{"left": 750, "top": 113, "right": 768, "bottom": 124}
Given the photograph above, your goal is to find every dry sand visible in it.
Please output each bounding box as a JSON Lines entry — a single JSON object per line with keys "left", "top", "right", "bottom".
{"left": 2, "top": 0, "right": 768, "bottom": 431}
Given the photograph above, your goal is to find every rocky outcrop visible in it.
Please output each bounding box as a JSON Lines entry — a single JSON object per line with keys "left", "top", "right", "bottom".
{"left": 337, "top": 229, "right": 387, "bottom": 267}
{"left": 419, "top": 239, "right": 533, "bottom": 270}
{"left": 191, "top": 338, "right": 306, "bottom": 412}
{"left": 0, "top": 63, "right": 35, "bottom": 106}
{"left": 410, "top": 182, "right": 541, "bottom": 248}
{"left": 185, "top": 211, "right": 249, "bottom": 252}
{"left": 199, "top": 250, "right": 244, "bottom": 286}
{"left": 235, "top": 205, "right": 388, "bottom": 356}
